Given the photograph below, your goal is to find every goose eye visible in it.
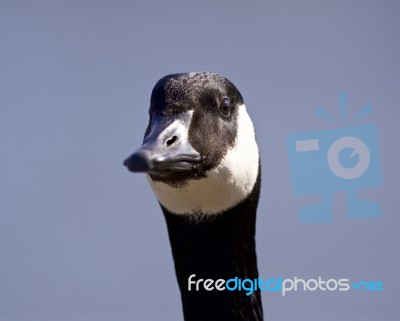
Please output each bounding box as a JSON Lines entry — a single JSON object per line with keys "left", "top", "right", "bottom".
{"left": 219, "top": 97, "right": 230, "bottom": 117}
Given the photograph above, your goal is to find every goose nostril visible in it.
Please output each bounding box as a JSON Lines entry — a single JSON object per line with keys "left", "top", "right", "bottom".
{"left": 166, "top": 135, "right": 178, "bottom": 147}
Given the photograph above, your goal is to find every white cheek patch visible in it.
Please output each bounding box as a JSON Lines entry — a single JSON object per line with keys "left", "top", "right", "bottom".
{"left": 147, "top": 104, "right": 259, "bottom": 215}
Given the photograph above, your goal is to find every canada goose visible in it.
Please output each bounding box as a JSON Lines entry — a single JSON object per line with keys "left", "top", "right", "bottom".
{"left": 124, "top": 72, "right": 263, "bottom": 321}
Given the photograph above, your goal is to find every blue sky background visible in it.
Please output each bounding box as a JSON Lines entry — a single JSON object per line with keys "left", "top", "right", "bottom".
{"left": 1, "top": 1, "right": 399, "bottom": 320}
